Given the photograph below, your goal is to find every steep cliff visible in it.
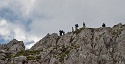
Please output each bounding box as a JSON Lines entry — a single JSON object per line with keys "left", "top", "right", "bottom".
{"left": 1, "top": 23, "right": 125, "bottom": 64}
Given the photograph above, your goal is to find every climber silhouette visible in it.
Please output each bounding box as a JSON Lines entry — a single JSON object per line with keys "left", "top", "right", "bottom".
{"left": 83, "top": 22, "right": 86, "bottom": 28}
{"left": 59, "top": 30, "right": 65, "bottom": 36}
{"left": 75, "top": 24, "right": 79, "bottom": 30}
{"left": 72, "top": 27, "right": 74, "bottom": 32}
{"left": 59, "top": 30, "right": 62, "bottom": 36}
{"left": 102, "top": 23, "right": 106, "bottom": 27}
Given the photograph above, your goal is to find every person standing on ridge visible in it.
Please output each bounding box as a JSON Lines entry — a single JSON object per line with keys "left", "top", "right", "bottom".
{"left": 83, "top": 22, "right": 86, "bottom": 28}
{"left": 59, "top": 30, "right": 65, "bottom": 36}
{"left": 72, "top": 27, "right": 74, "bottom": 32}
{"left": 59, "top": 30, "right": 62, "bottom": 36}
{"left": 75, "top": 24, "right": 79, "bottom": 30}
{"left": 102, "top": 23, "right": 106, "bottom": 27}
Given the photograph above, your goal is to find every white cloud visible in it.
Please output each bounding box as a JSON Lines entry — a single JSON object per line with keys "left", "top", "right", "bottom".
{"left": 0, "top": 19, "right": 41, "bottom": 49}
{"left": 0, "top": 19, "right": 7, "bottom": 26}
{"left": 0, "top": 0, "right": 125, "bottom": 49}
{"left": 25, "top": 42, "right": 36, "bottom": 50}
{"left": 27, "top": 0, "right": 125, "bottom": 35}
{"left": 0, "top": 19, "right": 10, "bottom": 38}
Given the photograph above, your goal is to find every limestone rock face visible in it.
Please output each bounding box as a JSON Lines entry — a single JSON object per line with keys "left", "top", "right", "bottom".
{"left": 30, "top": 23, "right": 125, "bottom": 64}
{"left": 11, "top": 56, "right": 27, "bottom": 64}
{"left": 7, "top": 39, "right": 25, "bottom": 54}
{"left": 31, "top": 33, "right": 59, "bottom": 51}
{"left": 1, "top": 23, "right": 125, "bottom": 64}
{"left": 0, "top": 39, "right": 25, "bottom": 53}
{"left": 0, "top": 39, "right": 25, "bottom": 64}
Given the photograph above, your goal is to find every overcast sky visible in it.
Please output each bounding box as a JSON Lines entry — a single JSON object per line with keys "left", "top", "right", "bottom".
{"left": 0, "top": 0, "right": 125, "bottom": 49}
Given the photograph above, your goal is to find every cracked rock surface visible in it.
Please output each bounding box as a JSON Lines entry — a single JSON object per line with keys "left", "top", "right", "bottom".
{"left": 1, "top": 23, "right": 125, "bottom": 64}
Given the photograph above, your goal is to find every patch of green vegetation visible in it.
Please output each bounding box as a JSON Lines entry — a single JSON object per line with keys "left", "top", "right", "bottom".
{"left": 27, "top": 56, "right": 36, "bottom": 60}
{"left": 113, "top": 59, "right": 117, "bottom": 64}
{"left": 112, "top": 31, "right": 118, "bottom": 36}
{"left": 44, "top": 41, "right": 47, "bottom": 43}
{"left": 71, "top": 43, "right": 80, "bottom": 49}
{"left": 57, "top": 43, "right": 80, "bottom": 62}
{"left": 59, "top": 49, "right": 70, "bottom": 62}
{"left": 14, "top": 50, "right": 41, "bottom": 57}
{"left": 5, "top": 53, "right": 13, "bottom": 60}
{"left": 27, "top": 56, "right": 41, "bottom": 60}
{"left": 73, "top": 28, "right": 84, "bottom": 34}
{"left": 57, "top": 45, "right": 71, "bottom": 62}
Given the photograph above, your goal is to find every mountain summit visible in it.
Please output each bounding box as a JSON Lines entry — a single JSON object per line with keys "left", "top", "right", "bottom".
{"left": 0, "top": 23, "right": 125, "bottom": 64}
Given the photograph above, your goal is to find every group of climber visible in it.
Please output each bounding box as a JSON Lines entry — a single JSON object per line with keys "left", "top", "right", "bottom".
{"left": 59, "top": 22, "right": 106, "bottom": 36}
{"left": 72, "top": 22, "right": 86, "bottom": 32}
{"left": 59, "top": 30, "right": 65, "bottom": 36}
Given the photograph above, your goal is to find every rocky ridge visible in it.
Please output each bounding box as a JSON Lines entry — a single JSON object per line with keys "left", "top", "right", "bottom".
{"left": 0, "top": 39, "right": 25, "bottom": 64}
{"left": 0, "top": 23, "right": 125, "bottom": 64}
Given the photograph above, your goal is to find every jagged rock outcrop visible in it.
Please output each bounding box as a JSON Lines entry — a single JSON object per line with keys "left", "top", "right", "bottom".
{"left": 29, "top": 23, "right": 125, "bottom": 64}
{"left": 0, "top": 39, "right": 25, "bottom": 64}
{"left": 7, "top": 39, "right": 25, "bottom": 54}
{"left": 0, "top": 39, "right": 25, "bottom": 53}
{"left": 1, "top": 23, "right": 125, "bottom": 64}
{"left": 31, "top": 33, "right": 59, "bottom": 51}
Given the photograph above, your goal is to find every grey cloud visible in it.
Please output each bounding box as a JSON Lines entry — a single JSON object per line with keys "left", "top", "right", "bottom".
{"left": 0, "top": 0, "right": 125, "bottom": 49}
{"left": 28, "top": 0, "right": 125, "bottom": 35}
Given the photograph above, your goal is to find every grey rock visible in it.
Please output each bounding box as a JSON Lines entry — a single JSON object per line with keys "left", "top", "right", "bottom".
{"left": 11, "top": 56, "right": 27, "bottom": 64}
{"left": 31, "top": 33, "right": 59, "bottom": 51}
{"left": 28, "top": 60, "right": 40, "bottom": 64}
{"left": 7, "top": 39, "right": 25, "bottom": 54}
{"left": 0, "top": 53, "right": 6, "bottom": 60}
{"left": 0, "top": 60, "right": 7, "bottom": 64}
{"left": 30, "top": 23, "right": 125, "bottom": 64}
{"left": 1, "top": 23, "right": 125, "bottom": 64}
{"left": 0, "top": 39, "right": 25, "bottom": 64}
